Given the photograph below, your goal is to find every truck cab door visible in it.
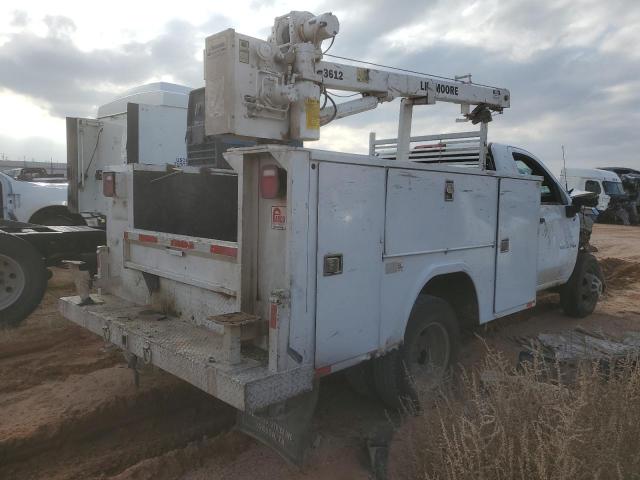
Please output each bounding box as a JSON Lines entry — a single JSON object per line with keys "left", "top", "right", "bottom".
{"left": 509, "top": 148, "right": 579, "bottom": 289}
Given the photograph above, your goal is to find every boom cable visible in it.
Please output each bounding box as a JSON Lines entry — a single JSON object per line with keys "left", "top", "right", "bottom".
{"left": 323, "top": 53, "right": 497, "bottom": 88}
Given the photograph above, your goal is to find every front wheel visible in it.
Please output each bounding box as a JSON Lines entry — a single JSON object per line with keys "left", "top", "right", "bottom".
{"left": 560, "top": 252, "right": 603, "bottom": 318}
{"left": 373, "top": 295, "right": 459, "bottom": 409}
{"left": 0, "top": 234, "right": 48, "bottom": 328}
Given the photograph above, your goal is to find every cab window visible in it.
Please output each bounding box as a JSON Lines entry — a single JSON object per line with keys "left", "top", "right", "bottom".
{"left": 603, "top": 181, "right": 625, "bottom": 196}
{"left": 512, "top": 152, "right": 565, "bottom": 204}
{"left": 585, "top": 180, "right": 601, "bottom": 194}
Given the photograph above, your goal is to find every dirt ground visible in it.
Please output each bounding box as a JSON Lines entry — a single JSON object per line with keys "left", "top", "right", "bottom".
{"left": 1, "top": 224, "right": 638, "bottom": 479}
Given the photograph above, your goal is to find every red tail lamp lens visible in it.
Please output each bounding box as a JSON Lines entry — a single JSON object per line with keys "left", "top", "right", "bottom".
{"left": 103, "top": 172, "right": 116, "bottom": 197}
{"left": 260, "top": 165, "right": 286, "bottom": 199}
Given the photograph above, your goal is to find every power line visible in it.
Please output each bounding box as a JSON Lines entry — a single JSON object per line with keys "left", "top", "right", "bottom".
{"left": 324, "top": 53, "right": 497, "bottom": 88}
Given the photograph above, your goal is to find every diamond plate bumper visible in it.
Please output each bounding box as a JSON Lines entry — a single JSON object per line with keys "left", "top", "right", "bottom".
{"left": 59, "top": 295, "right": 314, "bottom": 412}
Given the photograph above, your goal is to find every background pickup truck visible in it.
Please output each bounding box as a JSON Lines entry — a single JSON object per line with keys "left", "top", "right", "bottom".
{"left": 0, "top": 170, "right": 79, "bottom": 225}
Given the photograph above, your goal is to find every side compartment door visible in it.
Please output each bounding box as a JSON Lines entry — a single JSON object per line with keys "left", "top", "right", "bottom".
{"left": 315, "top": 163, "right": 385, "bottom": 368}
{"left": 494, "top": 177, "right": 540, "bottom": 314}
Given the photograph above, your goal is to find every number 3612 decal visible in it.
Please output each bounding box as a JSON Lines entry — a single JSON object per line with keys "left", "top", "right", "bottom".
{"left": 322, "top": 68, "right": 344, "bottom": 80}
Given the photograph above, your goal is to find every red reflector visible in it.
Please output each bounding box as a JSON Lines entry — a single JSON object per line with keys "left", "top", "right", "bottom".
{"left": 260, "top": 165, "right": 286, "bottom": 199}
{"left": 103, "top": 172, "right": 116, "bottom": 197}
{"left": 210, "top": 244, "right": 238, "bottom": 258}
{"left": 170, "top": 239, "right": 194, "bottom": 249}
{"left": 138, "top": 234, "right": 158, "bottom": 243}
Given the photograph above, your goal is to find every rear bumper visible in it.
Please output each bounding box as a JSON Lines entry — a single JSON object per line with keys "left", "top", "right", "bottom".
{"left": 59, "top": 295, "right": 313, "bottom": 411}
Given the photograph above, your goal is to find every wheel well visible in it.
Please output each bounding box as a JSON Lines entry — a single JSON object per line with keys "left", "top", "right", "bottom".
{"left": 29, "top": 206, "right": 83, "bottom": 225}
{"left": 420, "top": 272, "right": 479, "bottom": 332}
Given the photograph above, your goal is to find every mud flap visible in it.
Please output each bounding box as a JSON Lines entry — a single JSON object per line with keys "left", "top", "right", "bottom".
{"left": 236, "top": 381, "right": 319, "bottom": 466}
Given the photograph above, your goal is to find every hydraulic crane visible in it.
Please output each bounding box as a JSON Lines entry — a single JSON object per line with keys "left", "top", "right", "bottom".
{"left": 204, "top": 11, "right": 510, "bottom": 164}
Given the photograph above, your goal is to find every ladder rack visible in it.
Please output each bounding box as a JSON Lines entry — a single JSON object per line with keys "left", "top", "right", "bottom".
{"left": 369, "top": 128, "right": 489, "bottom": 168}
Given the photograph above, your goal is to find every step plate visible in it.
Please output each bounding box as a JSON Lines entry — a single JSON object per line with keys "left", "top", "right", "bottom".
{"left": 59, "top": 295, "right": 313, "bottom": 411}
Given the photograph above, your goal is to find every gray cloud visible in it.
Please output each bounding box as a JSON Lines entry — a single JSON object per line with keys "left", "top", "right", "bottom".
{"left": 0, "top": 14, "right": 228, "bottom": 119}
{"left": 0, "top": 133, "right": 66, "bottom": 164}
{"left": 316, "top": 0, "right": 640, "bottom": 170}
{"left": 10, "top": 10, "right": 29, "bottom": 27}
{"left": 1, "top": 2, "right": 639, "bottom": 170}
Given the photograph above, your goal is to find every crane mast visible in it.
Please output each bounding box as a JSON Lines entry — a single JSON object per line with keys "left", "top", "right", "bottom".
{"left": 203, "top": 11, "right": 510, "bottom": 163}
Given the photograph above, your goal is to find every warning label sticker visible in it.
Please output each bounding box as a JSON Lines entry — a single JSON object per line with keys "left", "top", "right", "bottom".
{"left": 271, "top": 206, "right": 286, "bottom": 230}
{"left": 305, "top": 98, "right": 320, "bottom": 130}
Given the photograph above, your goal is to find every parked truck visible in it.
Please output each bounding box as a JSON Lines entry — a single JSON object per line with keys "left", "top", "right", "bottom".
{"left": 58, "top": 11, "right": 602, "bottom": 463}
{"left": 1, "top": 83, "right": 261, "bottom": 327}
{"left": 0, "top": 170, "right": 78, "bottom": 225}
{"left": 66, "top": 82, "right": 193, "bottom": 227}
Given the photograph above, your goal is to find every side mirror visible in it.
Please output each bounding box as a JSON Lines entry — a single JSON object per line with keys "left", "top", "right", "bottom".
{"left": 565, "top": 205, "right": 579, "bottom": 217}
{"left": 565, "top": 191, "right": 599, "bottom": 217}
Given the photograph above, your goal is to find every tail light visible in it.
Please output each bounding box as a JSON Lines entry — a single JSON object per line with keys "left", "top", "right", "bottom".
{"left": 103, "top": 172, "right": 116, "bottom": 197}
{"left": 260, "top": 165, "right": 286, "bottom": 199}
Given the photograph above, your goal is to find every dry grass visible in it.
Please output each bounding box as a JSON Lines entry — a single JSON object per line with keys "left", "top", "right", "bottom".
{"left": 390, "top": 350, "right": 640, "bottom": 480}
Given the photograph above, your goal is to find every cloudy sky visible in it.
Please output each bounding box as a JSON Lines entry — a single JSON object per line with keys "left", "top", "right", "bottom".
{"left": 0, "top": 0, "right": 638, "bottom": 172}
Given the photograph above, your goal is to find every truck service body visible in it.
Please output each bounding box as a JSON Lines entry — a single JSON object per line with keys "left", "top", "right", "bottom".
{"left": 57, "top": 11, "right": 601, "bottom": 461}
{"left": 59, "top": 138, "right": 580, "bottom": 411}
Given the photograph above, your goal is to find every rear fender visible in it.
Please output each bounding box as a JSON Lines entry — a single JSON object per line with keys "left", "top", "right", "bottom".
{"left": 392, "top": 262, "right": 479, "bottom": 349}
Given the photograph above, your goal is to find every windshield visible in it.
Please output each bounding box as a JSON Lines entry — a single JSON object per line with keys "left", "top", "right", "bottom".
{"left": 603, "top": 181, "right": 625, "bottom": 195}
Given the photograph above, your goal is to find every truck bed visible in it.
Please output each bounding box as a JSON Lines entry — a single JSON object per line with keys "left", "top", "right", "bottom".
{"left": 59, "top": 294, "right": 313, "bottom": 412}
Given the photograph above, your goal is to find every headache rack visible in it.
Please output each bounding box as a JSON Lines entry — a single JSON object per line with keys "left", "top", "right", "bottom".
{"left": 369, "top": 127, "right": 488, "bottom": 168}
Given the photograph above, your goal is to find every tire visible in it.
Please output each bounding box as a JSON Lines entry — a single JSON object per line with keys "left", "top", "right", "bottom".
{"left": 344, "top": 360, "right": 377, "bottom": 398}
{"left": 373, "top": 295, "right": 460, "bottom": 410}
{"left": 560, "top": 252, "right": 603, "bottom": 318}
{"left": 0, "top": 234, "right": 48, "bottom": 328}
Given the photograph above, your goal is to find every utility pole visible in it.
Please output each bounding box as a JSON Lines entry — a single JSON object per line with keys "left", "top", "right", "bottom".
{"left": 561, "top": 145, "right": 568, "bottom": 191}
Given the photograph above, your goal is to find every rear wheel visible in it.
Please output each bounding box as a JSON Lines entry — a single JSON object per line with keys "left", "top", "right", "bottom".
{"left": 560, "top": 253, "right": 603, "bottom": 318}
{"left": 373, "top": 295, "right": 459, "bottom": 409}
{"left": 0, "top": 234, "right": 47, "bottom": 328}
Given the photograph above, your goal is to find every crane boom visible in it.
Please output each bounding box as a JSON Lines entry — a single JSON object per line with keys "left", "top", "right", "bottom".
{"left": 203, "top": 10, "right": 510, "bottom": 162}
{"left": 316, "top": 60, "right": 510, "bottom": 109}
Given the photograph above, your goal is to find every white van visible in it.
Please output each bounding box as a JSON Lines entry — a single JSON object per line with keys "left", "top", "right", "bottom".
{"left": 560, "top": 168, "right": 625, "bottom": 211}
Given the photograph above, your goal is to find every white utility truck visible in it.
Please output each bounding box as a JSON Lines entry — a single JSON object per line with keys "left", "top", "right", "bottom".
{"left": 59, "top": 11, "right": 602, "bottom": 463}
